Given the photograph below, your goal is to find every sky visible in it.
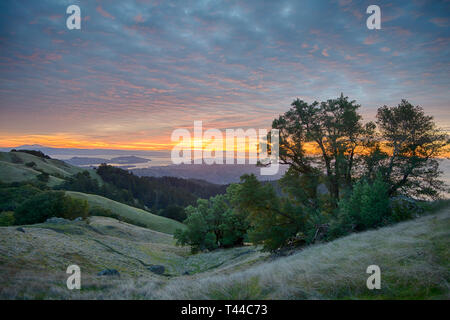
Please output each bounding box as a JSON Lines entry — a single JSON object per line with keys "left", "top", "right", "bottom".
{"left": 0, "top": 0, "right": 449, "bottom": 150}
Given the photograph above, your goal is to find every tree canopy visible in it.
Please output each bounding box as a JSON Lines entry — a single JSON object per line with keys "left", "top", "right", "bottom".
{"left": 273, "top": 95, "right": 448, "bottom": 202}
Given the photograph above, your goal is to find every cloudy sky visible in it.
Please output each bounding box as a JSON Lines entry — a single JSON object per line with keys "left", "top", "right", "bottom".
{"left": 0, "top": 0, "right": 449, "bottom": 149}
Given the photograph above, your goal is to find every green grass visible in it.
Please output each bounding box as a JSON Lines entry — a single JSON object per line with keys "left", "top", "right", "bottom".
{"left": 67, "top": 191, "right": 185, "bottom": 235}
{"left": 0, "top": 161, "right": 44, "bottom": 183}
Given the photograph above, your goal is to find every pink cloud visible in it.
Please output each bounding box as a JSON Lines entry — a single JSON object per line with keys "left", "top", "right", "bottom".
{"left": 338, "top": 0, "right": 352, "bottom": 5}
{"left": 96, "top": 6, "right": 115, "bottom": 20}
{"left": 309, "top": 44, "right": 319, "bottom": 53}
{"left": 48, "top": 15, "right": 62, "bottom": 22}
{"left": 390, "top": 27, "right": 412, "bottom": 37}
{"left": 344, "top": 54, "right": 356, "bottom": 60}
{"left": 363, "top": 36, "right": 379, "bottom": 45}
{"left": 134, "top": 14, "right": 144, "bottom": 23}
{"left": 430, "top": 17, "right": 449, "bottom": 27}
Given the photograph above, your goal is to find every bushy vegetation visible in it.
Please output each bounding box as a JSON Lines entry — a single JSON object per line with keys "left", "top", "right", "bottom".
{"left": 340, "top": 174, "right": 390, "bottom": 229}
{"left": 234, "top": 174, "right": 311, "bottom": 251}
{"left": 0, "top": 211, "right": 14, "bottom": 226}
{"left": 0, "top": 183, "right": 43, "bottom": 212}
{"left": 175, "top": 187, "right": 249, "bottom": 253}
{"left": 37, "top": 172, "right": 50, "bottom": 183}
{"left": 14, "top": 191, "right": 89, "bottom": 225}
{"left": 327, "top": 174, "right": 391, "bottom": 240}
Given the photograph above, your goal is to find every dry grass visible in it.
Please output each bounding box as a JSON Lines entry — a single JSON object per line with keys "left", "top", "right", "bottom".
{"left": 0, "top": 207, "right": 448, "bottom": 300}
{"left": 158, "top": 207, "right": 449, "bottom": 300}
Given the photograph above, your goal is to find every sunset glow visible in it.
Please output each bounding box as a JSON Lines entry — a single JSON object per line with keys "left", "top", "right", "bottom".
{"left": 0, "top": 1, "right": 449, "bottom": 155}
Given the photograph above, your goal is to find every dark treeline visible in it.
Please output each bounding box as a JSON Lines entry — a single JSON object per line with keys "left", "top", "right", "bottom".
{"left": 58, "top": 164, "right": 227, "bottom": 221}
{"left": 10, "top": 149, "right": 52, "bottom": 159}
{"left": 97, "top": 164, "right": 227, "bottom": 211}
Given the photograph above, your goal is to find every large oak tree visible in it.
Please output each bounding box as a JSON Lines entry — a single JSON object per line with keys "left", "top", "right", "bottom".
{"left": 272, "top": 95, "right": 448, "bottom": 203}
{"left": 373, "top": 100, "right": 448, "bottom": 199}
{"left": 272, "top": 94, "right": 375, "bottom": 205}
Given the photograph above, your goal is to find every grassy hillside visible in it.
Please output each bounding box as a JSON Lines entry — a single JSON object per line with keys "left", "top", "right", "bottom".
{"left": 67, "top": 191, "right": 185, "bottom": 234}
{"left": 0, "top": 216, "right": 262, "bottom": 299}
{"left": 0, "top": 205, "right": 448, "bottom": 299}
{"left": 164, "top": 206, "right": 449, "bottom": 300}
{"left": 0, "top": 151, "right": 101, "bottom": 186}
{"left": 0, "top": 151, "right": 185, "bottom": 234}
{"left": 0, "top": 161, "right": 64, "bottom": 186}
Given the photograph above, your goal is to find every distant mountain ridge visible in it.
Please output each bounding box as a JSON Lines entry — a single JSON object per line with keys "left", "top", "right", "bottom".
{"left": 66, "top": 156, "right": 151, "bottom": 166}
{"left": 0, "top": 145, "right": 169, "bottom": 157}
{"left": 132, "top": 163, "right": 289, "bottom": 184}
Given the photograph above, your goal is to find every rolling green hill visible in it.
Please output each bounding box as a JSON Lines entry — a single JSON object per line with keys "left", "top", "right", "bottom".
{"left": 67, "top": 191, "right": 185, "bottom": 234}
{"left": 0, "top": 160, "right": 64, "bottom": 186}
{"left": 0, "top": 150, "right": 184, "bottom": 235}
{"left": 0, "top": 151, "right": 101, "bottom": 186}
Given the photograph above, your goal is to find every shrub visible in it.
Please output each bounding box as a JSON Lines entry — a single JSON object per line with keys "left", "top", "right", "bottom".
{"left": 174, "top": 192, "right": 248, "bottom": 253}
{"left": 337, "top": 173, "right": 391, "bottom": 232}
{"left": 0, "top": 184, "right": 42, "bottom": 212}
{"left": 234, "top": 174, "right": 310, "bottom": 252}
{"left": 0, "top": 211, "right": 15, "bottom": 226}
{"left": 159, "top": 205, "right": 186, "bottom": 222}
{"left": 417, "top": 199, "right": 450, "bottom": 214}
{"left": 389, "top": 196, "right": 421, "bottom": 222}
{"left": 25, "top": 161, "right": 36, "bottom": 168}
{"left": 37, "top": 172, "right": 50, "bottom": 183}
{"left": 89, "top": 206, "right": 115, "bottom": 217}
{"left": 14, "top": 191, "right": 89, "bottom": 225}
